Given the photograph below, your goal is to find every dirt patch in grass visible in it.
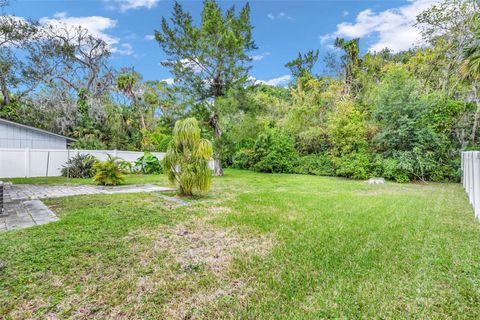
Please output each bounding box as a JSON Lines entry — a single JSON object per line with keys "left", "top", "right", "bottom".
{"left": 6, "top": 218, "right": 272, "bottom": 319}
{"left": 206, "top": 206, "right": 233, "bottom": 215}
{"left": 132, "top": 220, "right": 274, "bottom": 318}
{"left": 153, "top": 221, "right": 270, "bottom": 274}
{"left": 88, "top": 218, "right": 273, "bottom": 319}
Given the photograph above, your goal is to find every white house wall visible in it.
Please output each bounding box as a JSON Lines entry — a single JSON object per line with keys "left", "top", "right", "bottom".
{"left": 0, "top": 121, "right": 67, "bottom": 149}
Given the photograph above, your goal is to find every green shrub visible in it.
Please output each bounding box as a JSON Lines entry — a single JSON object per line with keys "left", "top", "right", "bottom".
{"left": 158, "top": 135, "right": 173, "bottom": 152}
{"left": 232, "top": 148, "right": 255, "bottom": 169}
{"left": 335, "top": 151, "right": 372, "bottom": 180}
{"left": 61, "top": 154, "right": 96, "bottom": 178}
{"left": 382, "top": 158, "right": 410, "bottom": 183}
{"left": 428, "top": 157, "right": 461, "bottom": 182}
{"left": 93, "top": 155, "right": 125, "bottom": 186}
{"left": 135, "top": 152, "right": 162, "bottom": 174}
{"left": 294, "top": 154, "right": 335, "bottom": 176}
{"left": 72, "top": 137, "right": 107, "bottom": 150}
{"left": 251, "top": 128, "right": 299, "bottom": 173}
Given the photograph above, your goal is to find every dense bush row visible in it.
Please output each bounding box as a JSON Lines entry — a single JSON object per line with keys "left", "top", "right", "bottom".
{"left": 223, "top": 66, "right": 468, "bottom": 183}
{"left": 231, "top": 126, "right": 461, "bottom": 183}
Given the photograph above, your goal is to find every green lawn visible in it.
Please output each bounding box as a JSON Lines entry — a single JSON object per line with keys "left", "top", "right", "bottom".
{"left": 1, "top": 169, "right": 480, "bottom": 319}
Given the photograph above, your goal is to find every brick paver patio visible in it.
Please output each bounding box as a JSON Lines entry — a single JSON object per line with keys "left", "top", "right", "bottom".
{"left": 0, "top": 183, "right": 175, "bottom": 232}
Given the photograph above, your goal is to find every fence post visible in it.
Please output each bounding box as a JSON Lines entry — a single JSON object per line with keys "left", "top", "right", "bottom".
{"left": 45, "top": 150, "right": 50, "bottom": 177}
{"left": 473, "top": 152, "right": 480, "bottom": 218}
{"left": 465, "top": 152, "right": 469, "bottom": 200}
{"left": 24, "top": 148, "right": 30, "bottom": 178}
{"left": 468, "top": 152, "right": 474, "bottom": 204}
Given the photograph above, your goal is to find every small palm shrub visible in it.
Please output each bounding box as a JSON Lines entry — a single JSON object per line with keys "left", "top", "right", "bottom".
{"left": 163, "top": 117, "right": 213, "bottom": 196}
{"left": 61, "top": 154, "right": 96, "bottom": 178}
{"left": 93, "top": 155, "right": 125, "bottom": 186}
{"left": 135, "top": 152, "right": 162, "bottom": 174}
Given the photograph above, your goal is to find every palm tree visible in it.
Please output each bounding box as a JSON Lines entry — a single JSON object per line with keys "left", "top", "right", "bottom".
{"left": 163, "top": 117, "right": 213, "bottom": 196}
{"left": 463, "top": 25, "right": 480, "bottom": 143}
{"left": 463, "top": 31, "right": 480, "bottom": 78}
{"left": 116, "top": 72, "right": 146, "bottom": 130}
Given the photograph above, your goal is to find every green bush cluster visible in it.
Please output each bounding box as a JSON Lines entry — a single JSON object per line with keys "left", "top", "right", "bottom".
{"left": 233, "top": 128, "right": 298, "bottom": 173}
{"left": 294, "top": 154, "right": 335, "bottom": 176}
{"left": 93, "top": 155, "right": 125, "bottom": 186}
{"left": 61, "top": 154, "right": 96, "bottom": 178}
{"left": 134, "top": 152, "right": 162, "bottom": 174}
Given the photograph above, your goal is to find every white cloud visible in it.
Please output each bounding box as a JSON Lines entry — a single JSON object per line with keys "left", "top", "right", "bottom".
{"left": 105, "top": 0, "right": 160, "bottom": 12}
{"left": 180, "top": 58, "right": 203, "bottom": 73}
{"left": 40, "top": 12, "right": 134, "bottom": 55}
{"left": 111, "top": 43, "right": 134, "bottom": 55}
{"left": 40, "top": 12, "right": 119, "bottom": 46}
{"left": 342, "top": 11, "right": 349, "bottom": 17}
{"left": 267, "top": 12, "right": 293, "bottom": 21}
{"left": 320, "top": 0, "right": 440, "bottom": 52}
{"left": 253, "top": 75, "right": 292, "bottom": 87}
{"left": 160, "top": 78, "right": 174, "bottom": 85}
{"left": 251, "top": 52, "right": 270, "bottom": 61}
{"left": 145, "top": 34, "right": 155, "bottom": 41}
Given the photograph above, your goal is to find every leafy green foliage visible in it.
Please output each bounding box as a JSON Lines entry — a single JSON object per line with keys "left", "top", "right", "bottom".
{"left": 71, "top": 137, "right": 107, "bottom": 150}
{"left": 251, "top": 127, "right": 299, "bottom": 173}
{"left": 135, "top": 152, "right": 162, "bottom": 174}
{"left": 294, "top": 154, "right": 335, "bottom": 176}
{"left": 60, "top": 154, "right": 96, "bottom": 179}
{"left": 163, "top": 118, "right": 213, "bottom": 196}
{"left": 93, "top": 155, "right": 125, "bottom": 186}
{"left": 232, "top": 148, "right": 255, "bottom": 170}
{"left": 334, "top": 151, "right": 373, "bottom": 180}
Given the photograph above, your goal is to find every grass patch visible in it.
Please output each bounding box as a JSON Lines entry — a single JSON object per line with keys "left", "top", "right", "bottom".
{"left": 1, "top": 169, "right": 480, "bottom": 318}
{"left": 3, "top": 174, "right": 169, "bottom": 186}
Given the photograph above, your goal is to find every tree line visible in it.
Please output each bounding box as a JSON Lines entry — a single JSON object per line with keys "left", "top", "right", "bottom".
{"left": 1, "top": 0, "right": 479, "bottom": 182}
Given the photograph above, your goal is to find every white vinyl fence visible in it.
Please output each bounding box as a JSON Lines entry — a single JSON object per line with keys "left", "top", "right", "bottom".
{"left": 461, "top": 151, "right": 480, "bottom": 219}
{"left": 0, "top": 148, "right": 166, "bottom": 178}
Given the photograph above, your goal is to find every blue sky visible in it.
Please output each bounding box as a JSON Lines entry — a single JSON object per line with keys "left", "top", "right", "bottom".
{"left": 5, "top": 0, "right": 438, "bottom": 86}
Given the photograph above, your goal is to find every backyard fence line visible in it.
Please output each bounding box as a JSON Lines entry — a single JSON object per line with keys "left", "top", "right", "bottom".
{"left": 0, "top": 148, "right": 166, "bottom": 178}
{"left": 461, "top": 151, "right": 480, "bottom": 219}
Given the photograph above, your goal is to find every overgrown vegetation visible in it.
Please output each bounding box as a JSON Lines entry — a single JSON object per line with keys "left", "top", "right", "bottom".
{"left": 0, "top": 0, "right": 478, "bottom": 183}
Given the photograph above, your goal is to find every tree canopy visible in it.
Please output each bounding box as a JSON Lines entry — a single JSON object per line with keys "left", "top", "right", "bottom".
{"left": 1, "top": 0, "right": 479, "bottom": 184}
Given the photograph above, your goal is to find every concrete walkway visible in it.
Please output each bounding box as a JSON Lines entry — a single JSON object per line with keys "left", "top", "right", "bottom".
{"left": 0, "top": 183, "right": 175, "bottom": 232}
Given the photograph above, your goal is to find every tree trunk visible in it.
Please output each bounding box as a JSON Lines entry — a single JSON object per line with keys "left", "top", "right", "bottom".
{"left": 213, "top": 158, "right": 223, "bottom": 176}
{"left": 209, "top": 112, "right": 224, "bottom": 176}
{"left": 140, "top": 113, "right": 147, "bottom": 131}
{"left": 471, "top": 84, "right": 480, "bottom": 144}
{"left": 0, "top": 77, "right": 10, "bottom": 108}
